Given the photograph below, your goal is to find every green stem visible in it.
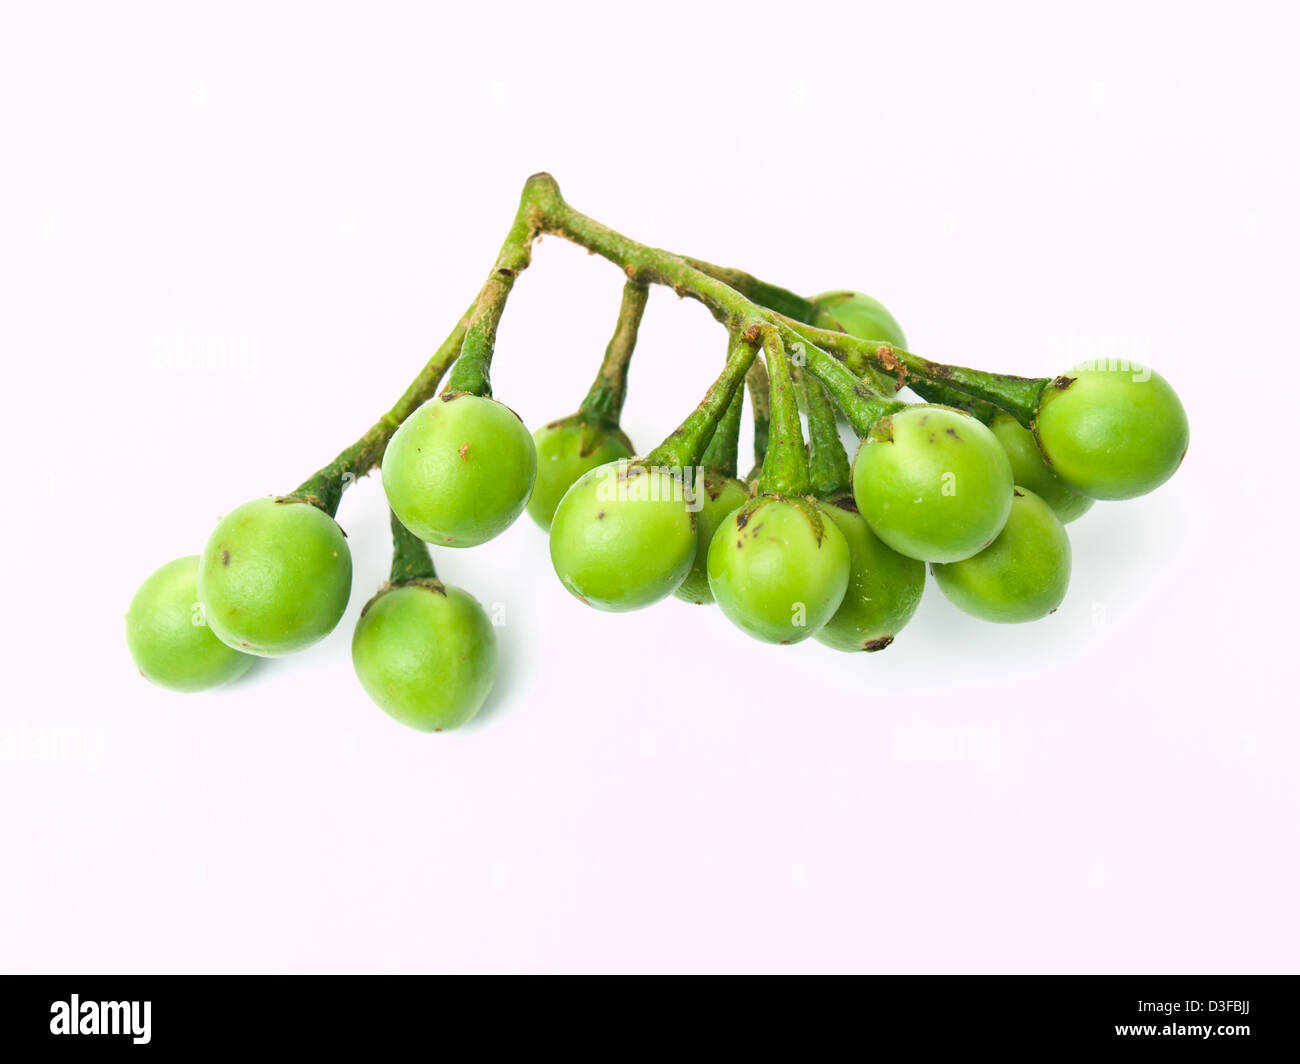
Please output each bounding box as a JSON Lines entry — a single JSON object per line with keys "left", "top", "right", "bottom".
{"left": 744, "top": 357, "right": 770, "bottom": 483}
{"left": 782, "top": 322, "right": 1048, "bottom": 427}
{"left": 516, "top": 175, "right": 908, "bottom": 442}
{"left": 699, "top": 332, "right": 749, "bottom": 477}
{"left": 800, "top": 368, "right": 851, "bottom": 497}
{"left": 443, "top": 183, "right": 542, "bottom": 397}
{"left": 517, "top": 174, "right": 1046, "bottom": 427}
{"left": 757, "top": 329, "right": 811, "bottom": 496}
{"left": 646, "top": 333, "right": 758, "bottom": 470}
{"left": 797, "top": 333, "right": 904, "bottom": 439}
{"left": 577, "top": 279, "right": 647, "bottom": 426}
{"left": 904, "top": 376, "right": 999, "bottom": 423}
{"left": 680, "top": 257, "right": 814, "bottom": 321}
{"left": 389, "top": 509, "right": 438, "bottom": 584}
{"left": 677, "top": 251, "right": 1044, "bottom": 421}
{"left": 527, "top": 174, "right": 767, "bottom": 335}
{"left": 291, "top": 305, "right": 474, "bottom": 516}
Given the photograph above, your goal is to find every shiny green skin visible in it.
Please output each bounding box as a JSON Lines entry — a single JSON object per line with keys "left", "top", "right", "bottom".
{"left": 707, "top": 496, "right": 850, "bottom": 645}
{"left": 526, "top": 420, "right": 634, "bottom": 531}
{"left": 549, "top": 461, "right": 697, "bottom": 611}
{"left": 932, "top": 488, "right": 1071, "bottom": 623}
{"left": 674, "top": 473, "right": 749, "bottom": 605}
{"left": 989, "top": 411, "right": 1094, "bottom": 524}
{"left": 382, "top": 393, "right": 537, "bottom": 547}
{"left": 197, "top": 497, "right": 352, "bottom": 657}
{"left": 352, "top": 582, "right": 497, "bottom": 732}
{"left": 853, "top": 406, "right": 1014, "bottom": 563}
{"left": 126, "top": 556, "right": 254, "bottom": 691}
{"left": 1034, "top": 365, "right": 1189, "bottom": 500}
{"left": 813, "top": 497, "right": 926, "bottom": 653}
{"left": 810, "top": 290, "right": 908, "bottom": 349}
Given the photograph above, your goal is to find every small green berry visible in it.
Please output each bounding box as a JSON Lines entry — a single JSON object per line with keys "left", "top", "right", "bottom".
{"left": 383, "top": 393, "right": 537, "bottom": 546}
{"left": 527, "top": 419, "right": 634, "bottom": 530}
{"left": 814, "top": 496, "right": 926, "bottom": 652}
{"left": 126, "top": 556, "right": 254, "bottom": 691}
{"left": 674, "top": 472, "right": 749, "bottom": 605}
{"left": 198, "top": 497, "right": 352, "bottom": 656}
{"left": 810, "top": 290, "right": 908, "bottom": 349}
{"left": 931, "top": 488, "right": 1071, "bottom": 623}
{"left": 852, "top": 405, "right": 1014, "bottom": 563}
{"left": 549, "top": 460, "right": 696, "bottom": 611}
{"left": 707, "top": 495, "right": 850, "bottom": 645}
{"left": 352, "top": 581, "right": 497, "bottom": 732}
{"left": 989, "top": 411, "right": 1093, "bottom": 523}
{"left": 1034, "top": 364, "right": 1188, "bottom": 500}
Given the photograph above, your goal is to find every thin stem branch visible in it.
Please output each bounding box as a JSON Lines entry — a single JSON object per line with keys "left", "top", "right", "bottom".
{"left": 800, "top": 368, "right": 852, "bottom": 497}
{"left": 578, "top": 279, "right": 648, "bottom": 426}
{"left": 389, "top": 509, "right": 438, "bottom": 584}
{"left": 793, "top": 328, "right": 904, "bottom": 438}
{"left": 292, "top": 304, "right": 474, "bottom": 515}
{"left": 680, "top": 257, "right": 814, "bottom": 322}
{"left": 745, "top": 356, "right": 770, "bottom": 482}
{"left": 757, "top": 328, "right": 811, "bottom": 497}
{"left": 645, "top": 333, "right": 758, "bottom": 470}
{"left": 700, "top": 336, "right": 747, "bottom": 478}
{"left": 780, "top": 318, "right": 1048, "bottom": 426}
{"left": 443, "top": 183, "right": 542, "bottom": 397}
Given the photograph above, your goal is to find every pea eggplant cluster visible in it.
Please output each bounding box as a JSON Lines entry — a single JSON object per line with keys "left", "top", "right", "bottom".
{"left": 125, "top": 176, "right": 1189, "bottom": 732}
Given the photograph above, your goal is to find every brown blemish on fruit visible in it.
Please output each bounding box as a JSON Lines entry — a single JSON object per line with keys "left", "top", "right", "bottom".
{"left": 1051, "top": 375, "right": 1076, "bottom": 391}
{"left": 239, "top": 641, "right": 250, "bottom": 648}
{"left": 946, "top": 427, "right": 960, "bottom": 439}
{"left": 596, "top": 511, "right": 605, "bottom": 519}
{"left": 736, "top": 510, "right": 751, "bottom": 530}
{"left": 221, "top": 550, "right": 230, "bottom": 566}
{"left": 458, "top": 443, "right": 470, "bottom": 460}
{"left": 779, "top": 640, "right": 790, "bottom": 645}
{"left": 863, "top": 636, "right": 894, "bottom": 652}
{"left": 830, "top": 495, "right": 858, "bottom": 513}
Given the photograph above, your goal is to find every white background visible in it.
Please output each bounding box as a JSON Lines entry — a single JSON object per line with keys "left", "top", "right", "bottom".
{"left": 2, "top": 0, "right": 1296, "bottom": 972}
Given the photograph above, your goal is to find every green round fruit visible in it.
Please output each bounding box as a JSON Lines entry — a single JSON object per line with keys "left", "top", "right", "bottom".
{"left": 852, "top": 405, "right": 1013, "bottom": 563}
{"left": 707, "top": 495, "right": 850, "bottom": 645}
{"left": 197, "top": 497, "right": 352, "bottom": 656}
{"left": 813, "top": 496, "right": 926, "bottom": 652}
{"left": 674, "top": 472, "right": 749, "bottom": 605}
{"left": 1034, "top": 364, "right": 1189, "bottom": 500}
{"left": 526, "top": 419, "right": 634, "bottom": 531}
{"left": 352, "top": 580, "right": 497, "bottom": 732}
{"left": 382, "top": 393, "right": 537, "bottom": 547}
{"left": 126, "top": 556, "right": 255, "bottom": 691}
{"left": 549, "top": 460, "right": 696, "bottom": 611}
{"left": 931, "top": 488, "right": 1071, "bottom": 623}
{"left": 810, "top": 290, "right": 908, "bottom": 349}
{"left": 989, "top": 411, "right": 1094, "bottom": 523}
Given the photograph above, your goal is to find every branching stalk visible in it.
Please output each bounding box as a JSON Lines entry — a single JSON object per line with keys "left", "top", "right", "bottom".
{"left": 292, "top": 305, "right": 474, "bottom": 515}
